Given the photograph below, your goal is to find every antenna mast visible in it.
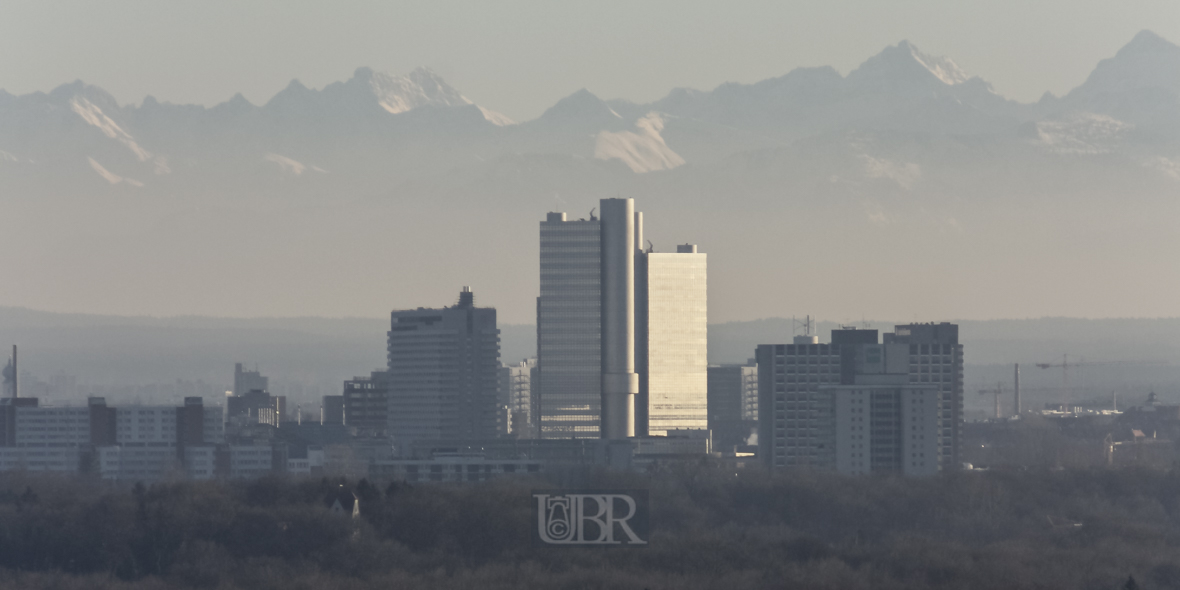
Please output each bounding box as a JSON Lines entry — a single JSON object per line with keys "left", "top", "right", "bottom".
{"left": 791, "top": 315, "right": 814, "bottom": 337}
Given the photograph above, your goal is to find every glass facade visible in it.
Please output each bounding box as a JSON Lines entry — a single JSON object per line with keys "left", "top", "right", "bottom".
{"left": 537, "top": 217, "right": 602, "bottom": 438}
{"left": 640, "top": 253, "right": 707, "bottom": 435}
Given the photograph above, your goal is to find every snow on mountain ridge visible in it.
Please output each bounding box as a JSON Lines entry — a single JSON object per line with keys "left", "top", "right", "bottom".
{"left": 361, "top": 67, "right": 467, "bottom": 114}
{"left": 360, "top": 67, "right": 514, "bottom": 125}
{"left": 1032, "top": 112, "right": 1132, "bottom": 155}
{"left": 594, "top": 112, "right": 684, "bottom": 173}
{"left": 847, "top": 40, "right": 970, "bottom": 87}
{"left": 265, "top": 67, "right": 514, "bottom": 126}
{"left": 903, "top": 42, "right": 970, "bottom": 85}
{"left": 87, "top": 157, "right": 143, "bottom": 187}
{"left": 69, "top": 97, "right": 152, "bottom": 162}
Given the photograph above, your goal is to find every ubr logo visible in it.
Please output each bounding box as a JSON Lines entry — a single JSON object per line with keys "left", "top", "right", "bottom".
{"left": 533, "top": 490, "right": 648, "bottom": 545}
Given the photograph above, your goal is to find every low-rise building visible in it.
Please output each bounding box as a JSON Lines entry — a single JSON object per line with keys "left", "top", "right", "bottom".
{"left": 370, "top": 456, "right": 542, "bottom": 483}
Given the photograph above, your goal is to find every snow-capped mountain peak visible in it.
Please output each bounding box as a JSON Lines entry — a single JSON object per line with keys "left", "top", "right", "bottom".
{"left": 359, "top": 66, "right": 470, "bottom": 115}
{"left": 902, "top": 41, "right": 970, "bottom": 85}
{"left": 358, "top": 66, "right": 514, "bottom": 125}
{"left": 847, "top": 40, "right": 970, "bottom": 87}
{"left": 267, "top": 67, "right": 514, "bottom": 126}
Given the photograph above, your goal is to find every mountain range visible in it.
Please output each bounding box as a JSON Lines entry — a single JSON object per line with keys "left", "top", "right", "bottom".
{"left": 1, "top": 31, "right": 1179, "bottom": 323}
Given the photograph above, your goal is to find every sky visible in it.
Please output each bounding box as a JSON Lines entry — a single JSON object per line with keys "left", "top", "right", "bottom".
{"left": 2, "top": 0, "right": 1179, "bottom": 121}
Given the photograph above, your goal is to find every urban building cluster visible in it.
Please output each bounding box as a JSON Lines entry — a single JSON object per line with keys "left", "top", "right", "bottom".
{"left": 0, "top": 198, "right": 965, "bottom": 481}
{"left": 756, "top": 324, "right": 962, "bottom": 475}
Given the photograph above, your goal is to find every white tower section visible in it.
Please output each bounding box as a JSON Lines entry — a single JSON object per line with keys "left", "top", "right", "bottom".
{"left": 599, "top": 198, "right": 638, "bottom": 439}
{"left": 640, "top": 245, "right": 708, "bottom": 435}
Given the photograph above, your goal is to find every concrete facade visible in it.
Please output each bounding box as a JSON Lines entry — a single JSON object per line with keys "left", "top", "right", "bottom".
{"left": 830, "top": 379, "right": 941, "bottom": 476}
{"left": 757, "top": 325, "right": 960, "bottom": 474}
{"left": 386, "top": 288, "right": 500, "bottom": 451}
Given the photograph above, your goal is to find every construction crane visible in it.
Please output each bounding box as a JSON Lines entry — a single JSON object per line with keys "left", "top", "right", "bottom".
{"left": 1035, "top": 355, "right": 1168, "bottom": 412}
{"left": 978, "top": 383, "right": 1005, "bottom": 419}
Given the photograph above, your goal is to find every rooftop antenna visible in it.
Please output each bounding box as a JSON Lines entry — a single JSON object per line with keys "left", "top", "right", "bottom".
{"left": 791, "top": 316, "right": 814, "bottom": 337}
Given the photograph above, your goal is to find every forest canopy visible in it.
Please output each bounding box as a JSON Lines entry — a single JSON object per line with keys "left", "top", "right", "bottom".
{"left": 0, "top": 465, "right": 1176, "bottom": 589}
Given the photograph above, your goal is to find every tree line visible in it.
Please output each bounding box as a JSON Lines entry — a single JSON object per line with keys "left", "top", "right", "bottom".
{"left": 0, "top": 463, "right": 1176, "bottom": 589}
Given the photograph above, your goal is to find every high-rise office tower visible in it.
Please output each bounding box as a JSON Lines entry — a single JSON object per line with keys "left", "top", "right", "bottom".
{"left": 537, "top": 198, "right": 705, "bottom": 441}
{"left": 537, "top": 211, "right": 603, "bottom": 438}
{"left": 636, "top": 244, "right": 707, "bottom": 436}
{"left": 756, "top": 323, "right": 960, "bottom": 473}
{"left": 386, "top": 287, "right": 500, "bottom": 450}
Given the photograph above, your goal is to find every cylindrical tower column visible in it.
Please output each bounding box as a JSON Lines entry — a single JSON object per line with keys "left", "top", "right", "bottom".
{"left": 600, "top": 198, "right": 637, "bottom": 439}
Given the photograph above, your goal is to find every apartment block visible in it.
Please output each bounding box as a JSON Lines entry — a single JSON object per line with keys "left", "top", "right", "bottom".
{"left": 757, "top": 324, "right": 961, "bottom": 474}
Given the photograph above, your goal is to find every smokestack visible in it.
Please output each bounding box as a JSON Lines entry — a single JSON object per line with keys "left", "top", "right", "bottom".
{"left": 600, "top": 198, "right": 637, "bottom": 440}
{"left": 1014, "top": 363, "right": 1020, "bottom": 416}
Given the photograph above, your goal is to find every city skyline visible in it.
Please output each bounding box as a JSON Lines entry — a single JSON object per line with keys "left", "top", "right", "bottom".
{"left": 2, "top": 3, "right": 1178, "bottom": 587}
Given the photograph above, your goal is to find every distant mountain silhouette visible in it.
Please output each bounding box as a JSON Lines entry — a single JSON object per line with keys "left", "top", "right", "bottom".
{"left": 0, "top": 32, "right": 1178, "bottom": 324}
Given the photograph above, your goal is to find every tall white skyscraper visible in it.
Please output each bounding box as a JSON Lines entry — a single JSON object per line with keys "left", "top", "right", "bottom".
{"left": 537, "top": 200, "right": 706, "bottom": 441}
{"left": 636, "top": 244, "right": 708, "bottom": 436}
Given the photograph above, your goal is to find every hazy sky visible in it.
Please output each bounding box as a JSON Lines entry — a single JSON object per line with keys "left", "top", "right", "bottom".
{"left": 2, "top": 0, "right": 1178, "bottom": 121}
